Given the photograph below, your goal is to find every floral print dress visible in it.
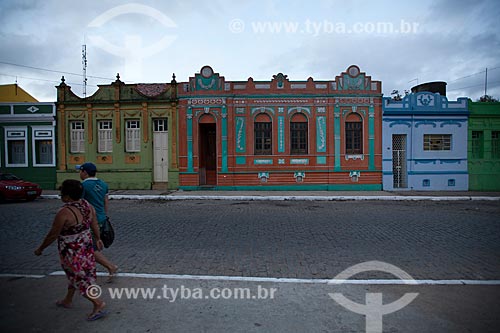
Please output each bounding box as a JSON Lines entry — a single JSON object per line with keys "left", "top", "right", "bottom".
{"left": 58, "top": 199, "right": 96, "bottom": 295}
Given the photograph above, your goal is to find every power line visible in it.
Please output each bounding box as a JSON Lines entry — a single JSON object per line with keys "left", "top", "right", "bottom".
{"left": 0, "top": 72, "right": 94, "bottom": 87}
{"left": 0, "top": 60, "right": 115, "bottom": 81}
{"left": 448, "top": 66, "right": 500, "bottom": 83}
{"left": 447, "top": 80, "right": 500, "bottom": 92}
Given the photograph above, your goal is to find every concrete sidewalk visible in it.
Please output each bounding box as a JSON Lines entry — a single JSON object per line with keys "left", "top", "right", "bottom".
{"left": 2, "top": 274, "right": 499, "bottom": 332}
{"left": 40, "top": 189, "right": 500, "bottom": 201}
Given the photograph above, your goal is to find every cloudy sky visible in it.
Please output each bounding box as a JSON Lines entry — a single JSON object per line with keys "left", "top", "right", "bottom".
{"left": 1, "top": 0, "right": 499, "bottom": 102}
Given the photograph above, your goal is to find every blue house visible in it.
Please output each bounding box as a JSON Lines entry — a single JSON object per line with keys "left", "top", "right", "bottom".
{"left": 382, "top": 88, "right": 469, "bottom": 191}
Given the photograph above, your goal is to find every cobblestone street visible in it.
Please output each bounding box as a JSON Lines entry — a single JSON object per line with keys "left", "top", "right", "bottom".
{"left": 1, "top": 198, "right": 499, "bottom": 280}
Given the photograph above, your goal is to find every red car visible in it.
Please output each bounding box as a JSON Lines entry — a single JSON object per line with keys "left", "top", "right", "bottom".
{"left": 0, "top": 172, "right": 43, "bottom": 202}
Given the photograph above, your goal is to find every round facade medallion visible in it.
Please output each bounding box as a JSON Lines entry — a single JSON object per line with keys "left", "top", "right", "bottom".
{"left": 348, "top": 66, "right": 360, "bottom": 77}
{"left": 201, "top": 66, "right": 213, "bottom": 78}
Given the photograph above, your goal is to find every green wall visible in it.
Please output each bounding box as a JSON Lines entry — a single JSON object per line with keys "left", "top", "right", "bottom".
{"left": 468, "top": 101, "right": 500, "bottom": 191}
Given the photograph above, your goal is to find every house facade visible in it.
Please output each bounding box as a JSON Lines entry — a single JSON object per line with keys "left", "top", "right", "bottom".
{"left": 0, "top": 102, "right": 57, "bottom": 189}
{"left": 468, "top": 101, "right": 500, "bottom": 191}
{"left": 177, "top": 65, "right": 383, "bottom": 190}
{"left": 55, "top": 75, "right": 178, "bottom": 189}
{"left": 0, "top": 84, "right": 38, "bottom": 103}
{"left": 382, "top": 91, "right": 469, "bottom": 191}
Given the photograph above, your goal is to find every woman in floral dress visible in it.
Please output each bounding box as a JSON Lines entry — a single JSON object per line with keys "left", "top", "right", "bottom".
{"left": 35, "top": 179, "right": 107, "bottom": 321}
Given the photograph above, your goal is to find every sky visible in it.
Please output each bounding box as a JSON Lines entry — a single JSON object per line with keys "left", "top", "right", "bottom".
{"left": 1, "top": 0, "right": 499, "bottom": 102}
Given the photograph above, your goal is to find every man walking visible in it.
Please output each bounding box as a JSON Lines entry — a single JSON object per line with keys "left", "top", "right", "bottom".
{"left": 78, "top": 162, "right": 118, "bottom": 282}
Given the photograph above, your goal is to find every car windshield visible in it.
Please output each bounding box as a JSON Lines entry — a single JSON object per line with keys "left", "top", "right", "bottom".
{"left": 0, "top": 174, "right": 21, "bottom": 181}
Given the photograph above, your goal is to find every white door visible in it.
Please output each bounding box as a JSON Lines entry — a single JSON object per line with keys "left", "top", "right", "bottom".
{"left": 153, "top": 119, "right": 168, "bottom": 182}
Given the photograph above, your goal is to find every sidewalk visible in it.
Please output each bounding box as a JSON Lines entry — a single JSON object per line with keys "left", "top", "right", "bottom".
{"left": 41, "top": 189, "right": 500, "bottom": 201}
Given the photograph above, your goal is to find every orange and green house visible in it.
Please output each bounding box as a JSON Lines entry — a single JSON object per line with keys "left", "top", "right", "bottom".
{"left": 55, "top": 75, "right": 178, "bottom": 190}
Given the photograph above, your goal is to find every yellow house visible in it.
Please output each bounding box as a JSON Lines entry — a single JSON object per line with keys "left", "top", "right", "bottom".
{"left": 0, "top": 84, "right": 38, "bottom": 102}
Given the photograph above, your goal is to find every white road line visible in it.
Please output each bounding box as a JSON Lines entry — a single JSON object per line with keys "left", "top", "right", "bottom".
{"left": 45, "top": 271, "right": 500, "bottom": 285}
{"left": 0, "top": 273, "right": 45, "bottom": 279}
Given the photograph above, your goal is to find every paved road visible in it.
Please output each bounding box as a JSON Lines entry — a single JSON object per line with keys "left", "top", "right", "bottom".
{"left": 1, "top": 197, "right": 499, "bottom": 279}
{"left": 1, "top": 197, "right": 500, "bottom": 332}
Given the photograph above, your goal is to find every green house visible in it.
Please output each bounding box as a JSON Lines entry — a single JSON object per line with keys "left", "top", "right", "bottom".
{"left": 55, "top": 75, "right": 178, "bottom": 190}
{"left": 468, "top": 101, "right": 500, "bottom": 191}
{"left": 0, "top": 102, "right": 57, "bottom": 189}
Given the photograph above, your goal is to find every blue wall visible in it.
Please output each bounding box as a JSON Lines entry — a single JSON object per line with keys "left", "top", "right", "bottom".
{"left": 382, "top": 92, "right": 469, "bottom": 191}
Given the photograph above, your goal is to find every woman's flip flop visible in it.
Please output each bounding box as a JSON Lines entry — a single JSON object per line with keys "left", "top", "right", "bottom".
{"left": 87, "top": 310, "right": 107, "bottom": 321}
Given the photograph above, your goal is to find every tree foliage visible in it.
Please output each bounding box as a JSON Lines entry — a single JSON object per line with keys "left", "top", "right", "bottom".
{"left": 478, "top": 95, "right": 499, "bottom": 102}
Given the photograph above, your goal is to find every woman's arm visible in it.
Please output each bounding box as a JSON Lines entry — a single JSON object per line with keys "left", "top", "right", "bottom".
{"left": 34, "top": 209, "right": 67, "bottom": 255}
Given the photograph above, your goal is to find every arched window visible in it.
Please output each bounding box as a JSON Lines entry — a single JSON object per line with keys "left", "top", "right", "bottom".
{"left": 345, "top": 113, "right": 362, "bottom": 154}
{"left": 290, "top": 113, "right": 308, "bottom": 154}
{"left": 254, "top": 113, "right": 272, "bottom": 155}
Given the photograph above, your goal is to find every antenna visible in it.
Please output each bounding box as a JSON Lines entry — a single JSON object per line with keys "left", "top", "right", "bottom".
{"left": 408, "top": 78, "right": 419, "bottom": 86}
{"left": 82, "top": 43, "right": 88, "bottom": 97}
{"left": 485, "top": 67, "right": 488, "bottom": 97}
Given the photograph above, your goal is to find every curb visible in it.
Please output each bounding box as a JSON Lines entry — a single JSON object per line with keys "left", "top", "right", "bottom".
{"left": 41, "top": 194, "right": 500, "bottom": 201}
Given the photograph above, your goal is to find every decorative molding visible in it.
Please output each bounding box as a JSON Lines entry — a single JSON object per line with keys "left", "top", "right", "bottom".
{"left": 253, "top": 99, "right": 310, "bottom": 104}
{"left": 387, "top": 120, "right": 412, "bottom": 128}
{"left": 415, "top": 120, "right": 437, "bottom": 128}
{"left": 345, "top": 154, "right": 364, "bottom": 161}
{"left": 439, "top": 120, "right": 465, "bottom": 127}
{"left": 288, "top": 107, "right": 311, "bottom": 116}
{"left": 151, "top": 110, "right": 167, "bottom": 118}
{"left": 235, "top": 117, "right": 246, "bottom": 153}
{"left": 254, "top": 159, "right": 273, "bottom": 165}
{"left": 68, "top": 111, "right": 85, "bottom": 119}
{"left": 197, "top": 77, "right": 216, "bottom": 89}
{"left": 336, "top": 97, "right": 371, "bottom": 104}
{"left": 124, "top": 110, "right": 141, "bottom": 118}
{"left": 96, "top": 111, "right": 113, "bottom": 118}
{"left": 258, "top": 172, "right": 269, "bottom": 180}
{"left": 290, "top": 159, "right": 309, "bottom": 165}
{"left": 125, "top": 155, "right": 141, "bottom": 164}
{"left": 316, "top": 116, "right": 326, "bottom": 152}
{"left": 69, "top": 155, "right": 84, "bottom": 164}
{"left": 251, "top": 107, "right": 275, "bottom": 116}
{"left": 278, "top": 116, "right": 285, "bottom": 153}
{"left": 135, "top": 84, "right": 168, "bottom": 97}
{"left": 97, "top": 155, "right": 113, "bottom": 164}
{"left": 27, "top": 106, "right": 39, "bottom": 113}
{"left": 417, "top": 93, "right": 435, "bottom": 107}
{"left": 294, "top": 172, "right": 305, "bottom": 182}
{"left": 188, "top": 98, "right": 225, "bottom": 105}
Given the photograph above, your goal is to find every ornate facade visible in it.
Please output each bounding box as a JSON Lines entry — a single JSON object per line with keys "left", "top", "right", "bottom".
{"left": 55, "top": 75, "right": 178, "bottom": 189}
{"left": 177, "top": 65, "right": 383, "bottom": 190}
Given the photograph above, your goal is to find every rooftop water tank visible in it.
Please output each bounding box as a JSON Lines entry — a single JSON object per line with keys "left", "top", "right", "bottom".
{"left": 411, "top": 81, "right": 447, "bottom": 96}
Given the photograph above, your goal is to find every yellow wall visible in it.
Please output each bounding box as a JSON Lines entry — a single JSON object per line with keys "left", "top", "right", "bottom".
{"left": 0, "top": 84, "right": 38, "bottom": 102}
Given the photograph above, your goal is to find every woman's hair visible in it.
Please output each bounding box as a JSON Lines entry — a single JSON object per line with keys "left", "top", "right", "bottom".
{"left": 60, "top": 179, "right": 83, "bottom": 200}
